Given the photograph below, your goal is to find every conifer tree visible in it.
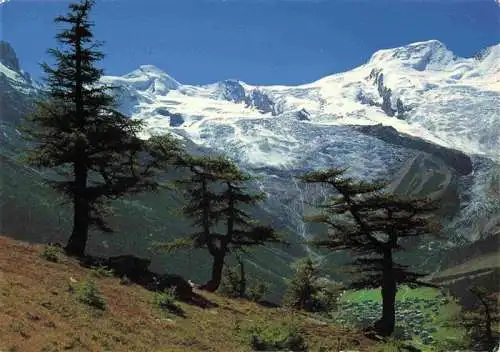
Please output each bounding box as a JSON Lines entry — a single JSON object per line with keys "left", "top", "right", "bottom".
{"left": 163, "top": 155, "right": 281, "bottom": 292}
{"left": 463, "top": 286, "right": 499, "bottom": 351}
{"left": 300, "top": 168, "right": 440, "bottom": 336}
{"left": 24, "top": 0, "right": 156, "bottom": 256}
{"left": 283, "top": 257, "right": 321, "bottom": 311}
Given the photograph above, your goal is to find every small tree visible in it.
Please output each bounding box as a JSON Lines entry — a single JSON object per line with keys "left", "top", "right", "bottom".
{"left": 283, "top": 258, "right": 319, "bottom": 311}
{"left": 463, "top": 286, "right": 499, "bottom": 351}
{"left": 300, "top": 168, "right": 440, "bottom": 336}
{"left": 24, "top": 0, "right": 157, "bottom": 256}
{"left": 162, "top": 155, "right": 281, "bottom": 292}
{"left": 283, "top": 257, "right": 341, "bottom": 312}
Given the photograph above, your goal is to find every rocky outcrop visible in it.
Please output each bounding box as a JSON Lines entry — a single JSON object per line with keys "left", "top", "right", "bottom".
{"left": 244, "top": 89, "right": 276, "bottom": 115}
{"left": 0, "top": 41, "right": 20, "bottom": 72}
{"left": 367, "top": 69, "right": 412, "bottom": 119}
{"left": 296, "top": 108, "right": 311, "bottom": 121}
{"left": 216, "top": 79, "right": 246, "bottom": 103}
{"left": 355, "top": 124, "right": 473, "bottom": 175}
{"left": 154, "top": 108, "right": 185, "bottom": 127}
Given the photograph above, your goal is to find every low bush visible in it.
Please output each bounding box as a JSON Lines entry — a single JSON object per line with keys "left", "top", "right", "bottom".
{"left": 152, "top": 287, "right": 183, "bottom": 316}
{"left": 248, "top": 322, "right": 307, "bottom": 351}
{"left": 74, "top": 280, "right": 107, "bottom": 310}
{"left": 89, "top": 265, "right": 115, "bottom": 278}
{"left": 247, "top": 282, "right": 270, "bottom": 303}
{"left": 40, "top": 245, "right": 61, "bottom": 263}
{"left": 119, "top": 275, "right": 132, "bottom": 285}
{"left": 219, "top": 265, "right": 242, "bottom": 298}
{"left": 283, "top": 257, "right": 341, "bottom": 313}
{"left": 219, "top": 263, "right": 270, "bottom": 302}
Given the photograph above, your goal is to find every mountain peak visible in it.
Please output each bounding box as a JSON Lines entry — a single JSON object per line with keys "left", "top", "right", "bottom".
{"left": 0, "top": 41, "right": 21, "bottom": 72}
{"left": 120, "top": 65, "right": 181, "bottom": 94}
{"left": 368, "top": 40, "right": 455, "bottom": 71}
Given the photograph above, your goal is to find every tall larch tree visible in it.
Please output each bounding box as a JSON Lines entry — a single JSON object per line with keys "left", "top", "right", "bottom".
{"left": 300, "top": 168, "right": 440, "bottom": 336}
{"left": 160, "top": 155, "right": 281, "bottom": 292}
{"left": 24, "top": 0, "right": 156, "bottom": 256}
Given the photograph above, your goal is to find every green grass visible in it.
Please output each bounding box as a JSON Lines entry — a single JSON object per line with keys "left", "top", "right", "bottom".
{"left": 339, "top": 285, "right": 440, "bottom": 302}
{"left": 336, "top": 286, "right": 470, "bottom": 351}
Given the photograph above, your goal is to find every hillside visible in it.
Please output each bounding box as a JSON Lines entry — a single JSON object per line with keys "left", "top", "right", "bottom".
{"left": 0, "top": 236, "right": 379, "bottom": 352}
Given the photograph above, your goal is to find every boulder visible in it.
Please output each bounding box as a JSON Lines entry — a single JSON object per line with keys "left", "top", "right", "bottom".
{"left": 106, "top": 255, "right": 151, "bottom": 278}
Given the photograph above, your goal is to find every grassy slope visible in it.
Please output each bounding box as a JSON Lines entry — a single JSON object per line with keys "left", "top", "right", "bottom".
{"left": 0, "top": 236, "right": 379, "bottom": 352}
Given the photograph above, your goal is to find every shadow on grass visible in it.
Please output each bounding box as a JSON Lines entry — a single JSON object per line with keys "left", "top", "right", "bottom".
{"left": 77, "top": 253, "right": 218, "bottom": 310}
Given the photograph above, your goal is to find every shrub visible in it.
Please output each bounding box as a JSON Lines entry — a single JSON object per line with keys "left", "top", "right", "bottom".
{"left": 219, "top": 265, "right": 242, "bottom": 298}
{"left": 119, "top": 275, "right": 132, "bottom": 285}
{"left": 311, "top": 278, "right": 341, "bottom": 312}
{"left": 40, "top": 245, "right": 61, "bottom": 263}
{"left": 153, "top": 287, "right": 180, "bottom": 313}
{"left": 219, "top": 263, "right": 269, "bottom": 302}
{"left": 283, "top": 257, "right": 341, "bottom": 313}
{"left": 89, "top": 265, "right": 115, "bottom": 278}
{"left": 248, "top": 322, "right": 307, "bottom": 351}
{"left": 74, "top": 280, "right": 106, "bottom": 310}
{"left": 283, "top": 258, "right": 318, "bottom": 311}
{"left": 247, "top": 281, "right": 270, "bottom": 302}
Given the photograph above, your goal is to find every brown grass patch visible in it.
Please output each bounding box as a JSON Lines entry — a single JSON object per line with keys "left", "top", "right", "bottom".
{"left": 0, "top": 236, "right": 378, "bottom": 351}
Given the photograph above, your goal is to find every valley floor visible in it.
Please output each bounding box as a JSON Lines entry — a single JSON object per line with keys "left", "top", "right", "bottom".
{"left": 0, "top": 236, "right": 379, "bottom": 352}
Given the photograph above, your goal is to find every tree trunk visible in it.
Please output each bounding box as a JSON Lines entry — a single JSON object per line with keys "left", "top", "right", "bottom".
{"left": 237, "top": 255, "right": 246, "bottom": 298}
{"left": 65, "top": 163, "right": 89, "bottom": 257}
{"left": 375, "top": 249, "right": 397, "bottom": 337}
{"left": 202, "top": 254, "right": 225, "bottom": 292}
{"left": 66, "top": 20, "right": 88, "bottom": 258}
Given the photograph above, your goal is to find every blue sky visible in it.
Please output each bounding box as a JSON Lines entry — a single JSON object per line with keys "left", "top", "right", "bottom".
{"left": 2, "top": 0, "right": 499, "bottom": 85}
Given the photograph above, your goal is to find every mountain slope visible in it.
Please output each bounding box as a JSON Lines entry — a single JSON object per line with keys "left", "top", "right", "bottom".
{"left": 1, "top": 40, "right": 499, "bottom": 289}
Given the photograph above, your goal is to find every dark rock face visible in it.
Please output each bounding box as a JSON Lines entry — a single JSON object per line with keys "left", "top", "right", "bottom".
{"left": 217, "top": 79, "right": 246, "bottom": 103}
{"left": 244, "top": 89, "right": 276, "bottom": 115}
{"left": 154, "top": 108, "right": 185, "bottom": 127}
{"left": 0, "top": 41, "right": 20, "bottom": 72}
{"left": 355, "top": 124, "right": 473, "bottom": 175}
{"left": 169, "top": 114, "right": 185, "bottom": 127}
{"left": 0, "top": 42, "right": 38, "bottom": 125}
{"left": 356, "top": 90, "right": 379, "bottom": 107}
{"left": 396, "top": 98, "right": 409, "bottom": 119}
{"left": 296, "top": 108, "right": 311, "bottom": 121}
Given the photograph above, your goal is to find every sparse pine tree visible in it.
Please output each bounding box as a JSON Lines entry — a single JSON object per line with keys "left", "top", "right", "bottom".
{"left": 463, "top": 286, "right": 499, "bottom": 351}
{"left": 160, "top": 155, "right": 282, "bottom": 292}
{"left": 24, "top": 0, "right": 157, "bottom": 256}
{"left": 283, "top": 257, "right": 320, "bottom": 311}
{"left": 300, "top": 168, "right": 440, "bottom": 336}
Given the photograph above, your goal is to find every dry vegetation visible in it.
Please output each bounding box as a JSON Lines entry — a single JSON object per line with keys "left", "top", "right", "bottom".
{"left": 0, "top": 236, "right": 380, "bottom": 352}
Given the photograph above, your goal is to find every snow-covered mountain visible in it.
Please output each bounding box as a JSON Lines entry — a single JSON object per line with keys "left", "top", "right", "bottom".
{"left": 102, "top": 40, "right": 499, "bottom": 166}
{"left": 1, "top": 40, "right": 499, "bottom": 269}
{"left": 99, "top": 40, "right": 500, "bottom": 247}
{"left": 0, "top": 41, "right": 39, "bottom": 124}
